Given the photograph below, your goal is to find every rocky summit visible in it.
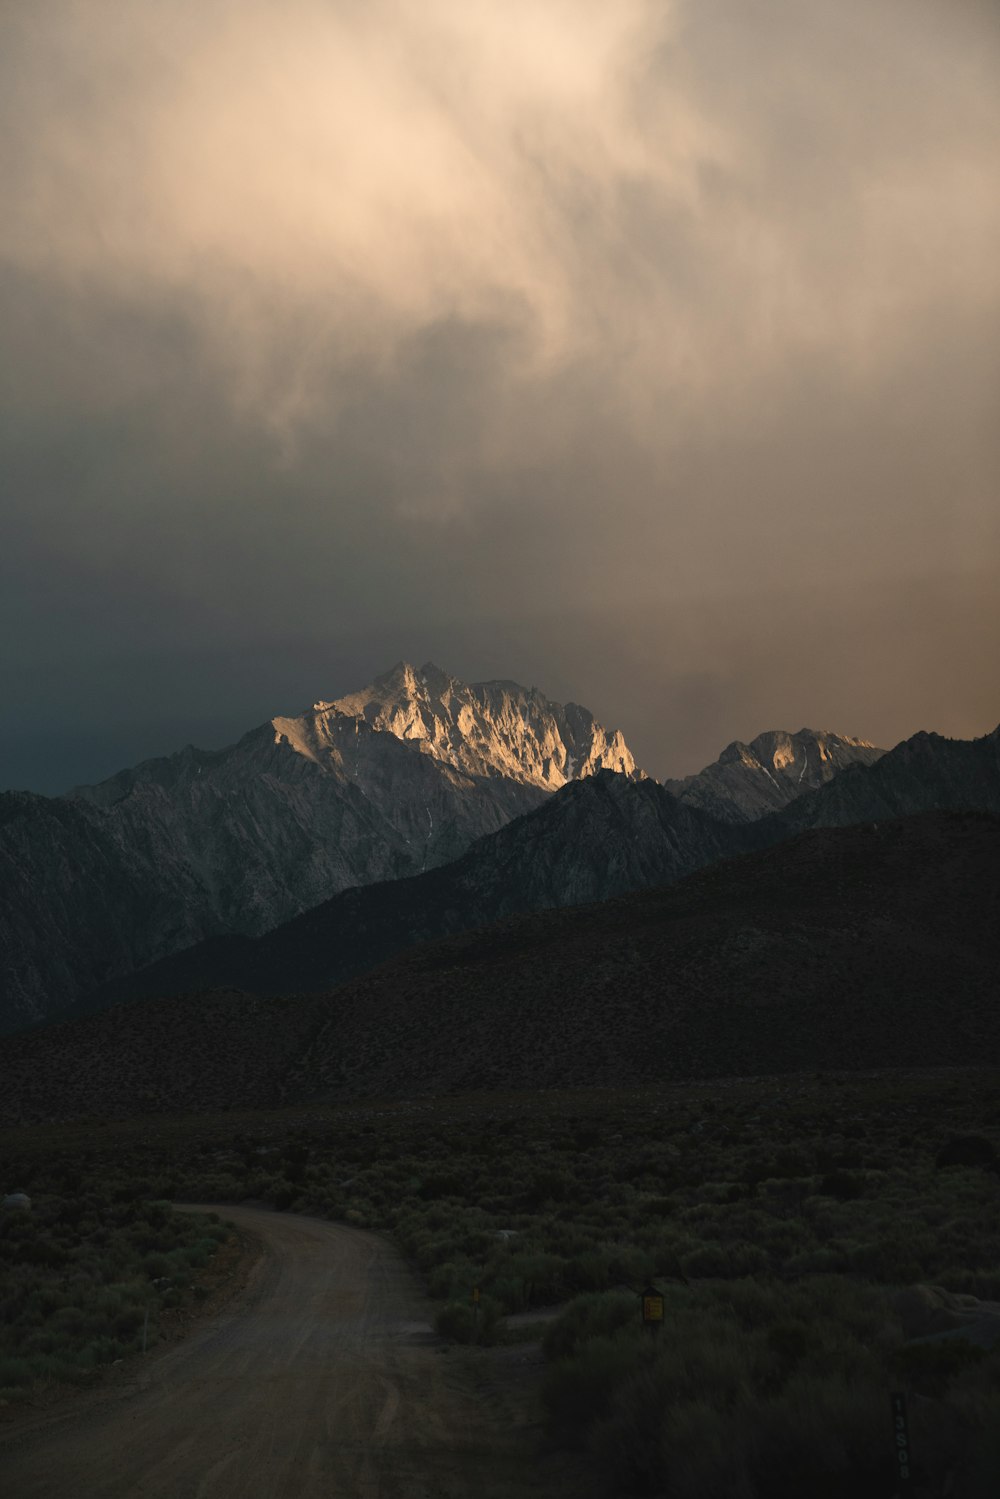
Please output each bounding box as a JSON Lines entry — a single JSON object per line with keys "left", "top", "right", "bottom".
{"left": 0, "top": 664, "right": 638, "bottom": 1031}
{"left": 664, "top": 728, "right": 884, "bottom": 823}
{"left": 299, "top": 660, "right": 638, "bottom": 790}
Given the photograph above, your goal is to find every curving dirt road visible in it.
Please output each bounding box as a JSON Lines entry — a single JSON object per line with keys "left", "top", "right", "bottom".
{"left": 0, "top": 1206, "right": 557, "bottom": 1498}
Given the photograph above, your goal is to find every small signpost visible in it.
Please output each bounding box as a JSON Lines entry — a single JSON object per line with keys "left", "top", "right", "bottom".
{"left": 641, "top": 1284, "right": 664, "bottom": 1332}
{"left": 890, "top": 1391, "right": 912, "bottom": 1491}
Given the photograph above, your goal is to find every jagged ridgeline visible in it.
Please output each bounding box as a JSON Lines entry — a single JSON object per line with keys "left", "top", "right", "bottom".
{"left": 663, "top": 728, "right": 884, "bottom": 823}
{"left": 0, "top": 663, "right": 639, "bottom": 1031}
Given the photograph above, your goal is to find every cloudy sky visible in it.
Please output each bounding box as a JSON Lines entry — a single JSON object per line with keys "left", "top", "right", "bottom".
{"left": 2, "top": 0, "right": 998, "bottom": 791}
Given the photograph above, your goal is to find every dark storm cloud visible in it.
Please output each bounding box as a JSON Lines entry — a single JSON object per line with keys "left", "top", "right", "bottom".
{"left": 1, "top": 1, "right": 997, "bottom": 791}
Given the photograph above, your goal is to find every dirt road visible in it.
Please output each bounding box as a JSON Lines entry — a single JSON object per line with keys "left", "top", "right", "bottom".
{"left": 0, "top": 1206, "right": 561, "bottom": 1498}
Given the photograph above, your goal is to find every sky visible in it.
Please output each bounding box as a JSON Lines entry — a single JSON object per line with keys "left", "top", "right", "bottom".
{"left": 2, "top": 0, "right": 998, "bottom": 793}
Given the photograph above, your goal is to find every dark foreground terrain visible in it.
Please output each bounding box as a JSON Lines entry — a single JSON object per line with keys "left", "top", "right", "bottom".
{"left": 0, "top": 1206, "right": 558, "bottom": 1499}
{"left": 3, "top": 811, "right": 997, "bottom": 1123}
{"left": 2, "top": 1070, "right": 999, "bottom": 1496}
{"left": 2, "top": 804, "right": 997, "bottom": 1495}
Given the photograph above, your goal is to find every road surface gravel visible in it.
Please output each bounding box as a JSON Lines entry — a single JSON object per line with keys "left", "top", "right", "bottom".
{"left": 0, "top": 1205, "right": 554, "bottom": 1498}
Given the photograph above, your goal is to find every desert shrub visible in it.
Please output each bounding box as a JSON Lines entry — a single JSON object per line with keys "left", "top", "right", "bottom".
{"left": 892, "top": 1338, "right": 987, "bottom": 1397}
{"left": 433, "top": 1301, "right": 474, "bottom": 1341}
{"left": 784, "top": 1245, "right": 843, "bottom": 1276}
{"left": 542, "top": 1292, "right": 640, "bottom": 1361}
{"left": 418, "top": 1171, "right": 465, "bottom": 1200}
{"left": 845, "top": 1235, "right": 924, "bottom": 1284}
{"left": 644, "top": 1196, "right": 675, "bottom": 1218}
{"left": 433, "top": 1294, "right": 504, "bottom": 1345}
{"left": 565, "top": 1315, "right": 759, "bottom": 1489}
{"left": 681, "top": 1240, "right": 770, "bottom": 1279}
{"left": 539, "top": 1271, "right": 932, "bottom": 1492}
{"left": 542, "top": 1334, "right": 648, "bottom": 1439}
{"left": 559, "top": 1308, "right": 895, "bottom": 1497}
{"left": 519, "top": 1168, "right": 574, "bottom": 1207}
{"left": 765, "top": 1317, "right": 819, "bottom": 1376}
{"left": 485, "top": 1275, "right": 522, "bottom": 1312}
{"left": 746, "top": 1372, "right": 891, "bottom": 1499}
{"left": 936, "top": 1136, "right": 998, "bottom": 1171}
{"left": 0, "top": 1194, "right": 230, "bottom": 1397}
{"left": 593, "top": 1385, "right": 754, "bottom": 1498}
{"left": 603, "top": 1244, "right": 656, "bottom": 1287}
{"left": 819, "top": 1168, "right": 865, "bottom": 1200}
{"left": 501, "top": 1251, "right": 568, "bottom": 1308}
{"left": 425, "top": 1257, "right": 477, "bottom": 1301}
{"left": 0, "top": 1355, "right": 33, "bottom": 1389}
{"left": 178, "top": 1172, "right": 243, "bottom": 1201}
{"left": 564, "top": 1248, "right": 617, "bottom": 1292}
{"left": 955, "top": 1400, "right": 1000, "bottom": 1499}
{"left": 413, "top": 1234, "right": 465, "bottom": 1273}
{"left": 935, "top": 1267, "right": 1000, "bottom": 1300}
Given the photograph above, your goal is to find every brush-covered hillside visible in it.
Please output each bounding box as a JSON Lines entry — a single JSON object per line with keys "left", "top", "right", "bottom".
{"left": 2, "top": 811, "right": 996, "bottom": 1123}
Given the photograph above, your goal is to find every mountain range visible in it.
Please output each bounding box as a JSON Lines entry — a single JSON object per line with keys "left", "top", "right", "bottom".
{"left": 74, "top": 718, "right": 1000, "bottom": 1021}
{"left": 0, "top": 662, "right": 637, "bottom": 1030}
{"left": 2, "top": 660, "right": 997, "bottom": 1041}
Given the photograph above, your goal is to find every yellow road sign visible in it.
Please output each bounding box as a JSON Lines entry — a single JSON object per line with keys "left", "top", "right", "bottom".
{"left": 642, "top": 1294, "right": 664, "bottom": 1323}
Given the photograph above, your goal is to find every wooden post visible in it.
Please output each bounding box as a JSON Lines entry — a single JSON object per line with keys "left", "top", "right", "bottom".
{"left": 890, "top": 1391, "right": 912, "bottom": 1490}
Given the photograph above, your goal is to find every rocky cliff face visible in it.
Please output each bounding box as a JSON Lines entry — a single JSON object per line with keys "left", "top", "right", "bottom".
{"left": 765, "top": 724, "right": 1000, "bottom": 834}
{"left": 664, "top": 729, "right": 884, "bottom": 823}
{"left": 0, "top": 664, "right": 638, "bottom": 1030}
{"left": 80, "top": 772, "right": 746, "bottom": 1013}
{"left": 299, "top": 661, "right": 638, "bottom": 789}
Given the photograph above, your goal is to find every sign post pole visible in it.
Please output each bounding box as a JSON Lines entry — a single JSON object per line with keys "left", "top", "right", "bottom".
{"left": 890, "top": 1391, "right": 912, "bottom": 1491}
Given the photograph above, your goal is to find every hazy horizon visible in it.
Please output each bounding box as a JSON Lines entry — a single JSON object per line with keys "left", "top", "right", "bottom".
{"left": 3, "top": 1, "right": 998, "bottom": 793}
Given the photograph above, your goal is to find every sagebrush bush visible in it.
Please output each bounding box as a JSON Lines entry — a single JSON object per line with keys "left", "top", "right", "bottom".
{"left": 542, "top": 1292, "right": 639, "bottom": 1361}
{"left": 542, "top": 1333, "right": 651, "bottom": 1439}
{"left": 0, "top": 1197, "right": 230, "bottom": 1396}
{"left": 433, "top": 1294, "right": 504, "bottom": 1345}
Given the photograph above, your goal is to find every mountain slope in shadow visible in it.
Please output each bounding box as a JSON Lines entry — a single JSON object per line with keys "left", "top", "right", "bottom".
{"left": 72, "top": 775, "right": 744, "bottom": 1016}
{"left": 3, "top": 810, "right": 997, "bottom": 1123}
